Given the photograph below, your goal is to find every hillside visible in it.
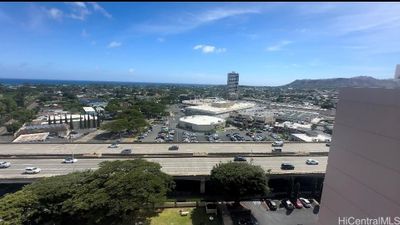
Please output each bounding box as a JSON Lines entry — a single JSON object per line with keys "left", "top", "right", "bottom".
{"left": 284, "top": 76, "right": 400, "bottom": 89}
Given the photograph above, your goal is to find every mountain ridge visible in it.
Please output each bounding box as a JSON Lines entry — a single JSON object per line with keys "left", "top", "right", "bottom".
{"left": 283, "top": 76, "right": 400, "bottom": 88}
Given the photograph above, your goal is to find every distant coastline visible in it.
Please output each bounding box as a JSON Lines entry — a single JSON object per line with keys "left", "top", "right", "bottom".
{"left": 0, "top": 78, "right": 214, "bottom": 87}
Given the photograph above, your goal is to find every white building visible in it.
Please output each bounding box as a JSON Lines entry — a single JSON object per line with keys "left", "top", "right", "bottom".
{"left": 178, "top": 115, "right": 225, "bottom": 132}
{"left": 395, "top": 64, "right": 400, "bottom": 79}
{"left": 291, "top": 133, "right": 331, "bottom": 142}
{"left": 318, "top": 88, "right": 400, "bottom": 224}
{"left": 83, "top": 107, "right": 96, "bottom": 115}
{"left": 185, "top": 100, "right": 255, "bottom": 118}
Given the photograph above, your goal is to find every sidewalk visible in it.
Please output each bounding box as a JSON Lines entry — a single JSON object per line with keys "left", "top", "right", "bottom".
{"left": 219, "top": 204, "right": 233, "bottom": 225}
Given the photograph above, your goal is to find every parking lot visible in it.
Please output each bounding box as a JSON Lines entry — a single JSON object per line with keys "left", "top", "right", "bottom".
{"left": 240, "top": 199, "right": 319, "bottom": 225}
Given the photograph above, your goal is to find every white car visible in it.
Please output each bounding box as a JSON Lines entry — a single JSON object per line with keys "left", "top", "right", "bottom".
{"left": 108, "top": 143, "right": 119, "bottom": 148}
{"left": 306, "top": 159, "right": 319, "bottom": 165}
{"left": 0, "top": 161, "right": 11, "bottom": 168}
{"left": 63, "top": 157, "right": 78, "bottom": 163}
{"left": 24, "top": 167, "right": 41, "bottom": 174}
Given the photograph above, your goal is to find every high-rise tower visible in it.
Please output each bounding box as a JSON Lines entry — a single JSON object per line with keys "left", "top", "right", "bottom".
{"left": 395, "top": 64, "right": 400, "bottom": 79}
{"left": 227, "top": 71, "right": 239, "bottom": 100}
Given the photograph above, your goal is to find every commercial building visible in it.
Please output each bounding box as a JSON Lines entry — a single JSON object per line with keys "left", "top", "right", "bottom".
{"left": 184, "top": 101, "right": 255, "bottom": 118}
{"left": 178, "top": 115, "right": 225, "bottom": 132}
{"left": 83, "top": 107, "right": 96, "bottom": 115}
{"left": 15, "top": 124, "right": 70, "bottom": 138}
{"left": 395, "top": 64, "right": 400, "bottom": 79}
{"left": 317, "top": 88, "right": 400, "bottom": 224}
{"left": 227, "top": 71, "right": 239, "bottom": 100}
{"left": 228, "top": 107, "right": 275, "bottom": 128}
{"left": 291, "top": 133, "right": 331, "bottom": 143}
{"left": 13, "top": 132, "right": 49, "bottom": 143}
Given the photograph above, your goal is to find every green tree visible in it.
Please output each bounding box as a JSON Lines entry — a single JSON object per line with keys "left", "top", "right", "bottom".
{"left": 69, "top": 114, "right": 74, "bottom": 130}
{"left": 79, "top": 115, "right": 82, "bottom": 129}
{"left": 0, "top": 160, "right": 173, "bottom": 225}
{"left": 6, "top": 121, "right": 22, "bottom": 134}
{"left": 83, "top": 115, "right": 87, "bottom": 129}
{"left": 210, "top": 162, "right": 269, "bottom": 201}
{"left": 101, "top": 119, "right": 129, "bottom": 135}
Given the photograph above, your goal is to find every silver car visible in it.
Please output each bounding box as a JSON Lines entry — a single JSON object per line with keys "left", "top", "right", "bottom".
{"left": 0, "top": 161, "right": 11, "bottom": 168}
{"left": 24, "top": 167, "right": 41, "bottom": 174}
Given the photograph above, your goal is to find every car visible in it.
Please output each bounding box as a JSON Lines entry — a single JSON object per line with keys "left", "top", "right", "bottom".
{"left": 294, "top": 199, "right": 303, "bottom": 209}
{"left": 24, "top": 167, "right": 41, "bottom": 174}
{"left": 311, "top": 199, "right": 320, "bottom": 206}
{"left": 282, "top": 199, "right": 294, "bottom": 210}
{"left": 272, "top": 140, "right": 284, "bottom": 147}
{"left": 108, "top": 143, "right": 119, "bottom": 148}
{"left": 168, "top": 145, "right": 179, "bottom": 150}
{"left": 272, "top": 147, "right": 282, "bottom": 153}
{"left": 299, "top": 197, "right": 312, "bottom": 208}
{"left": 233, "top": 156, "right": 247, "bottom": 162}
{"left": 63, "top": 157, "right": 78, "bottom": 163}
{"left": 281, "top": 163, "right": 295, "bottom": 170}
{"left": 306, "top": 159, "right": 319, "bottom": 165}
{"left": 121, "top": 149, "right": 132, "bottom": 154}
{"left": 264, "top": 199, "right": 277, "bottom": 211}
{"left": 0, "top": 161, "right": 11, "bottom": 168}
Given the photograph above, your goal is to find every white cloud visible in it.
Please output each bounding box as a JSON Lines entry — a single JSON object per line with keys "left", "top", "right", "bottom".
{"left": 193, "top": 44, "right": 226, "bottom": 54}
{"left": 266, "top": 40, "right": 292, "bottom": 52}
{"left": 157, "top": 37, "right": 165, "bottom": 42}
{"left": 66, "top": 2, "right": 111, "bottom": 21}
{"left": 128, "top": 68, "right": 134, "bottom": 73}
{"left": 134, "top": 6, "right": 260, "bottom": 35}
{"left": 88, "top": 2, "right": 112, "bottom": 19}
{"left": 68, "top": 2, "right": 91, "bottom": 21}
{"left": 108, "top": 41, "right": 121, "bottom": 48}
{"left": 47, "top": 8, "right": 63, "bottom": 20}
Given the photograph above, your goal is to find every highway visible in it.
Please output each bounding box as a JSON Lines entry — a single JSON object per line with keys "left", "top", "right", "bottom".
{"left": 0, "top": 143, "right": 329, "bottom": 155}
{"left": 0, "top": 156, "right": 327, "bottom": 179}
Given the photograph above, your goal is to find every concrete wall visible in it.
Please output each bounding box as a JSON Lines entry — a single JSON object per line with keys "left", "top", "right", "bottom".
{"left": 317, "top": 88, "right": 400, "bottom": 224}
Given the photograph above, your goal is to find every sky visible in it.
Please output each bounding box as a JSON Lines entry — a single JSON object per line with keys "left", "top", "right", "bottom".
{"left": 1, "top": 2, "right": 400, "bottom": 86}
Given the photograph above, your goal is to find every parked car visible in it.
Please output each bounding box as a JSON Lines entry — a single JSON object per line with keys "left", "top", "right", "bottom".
{"left": 264, "top": 199, "right": 277, "bottom": 211}
{"left": 121, "top": 149, "right": 132, "bottom": 155}
{"left": 282, "top": 199, "right": 294, "bottom": 210}
{"left": 233, "top": 156, "right": 247, "bottom": 162}
{"left": 272, "top": 147, "right": 282, "bottom": 153}
{"left": 63, "top": 157, "right": 78, "bottom": 163}
{"left": 299, "top": 197, "right": 312, "bottom": 208}
{"left": 0, "top": 161, "right": 11, "bottom": 168}
{"left": 24, "top": 167, "right": 41, "bottom": 174}
{"left": 305, "top": 159, "right": 319, "bottom": 165}
{"left": 108, "top": 143, "right": 119, "bottom": 148}
{"left": 281, "top": 163, "right": 295, "bottom": 170}
{"left": 294, "top": 199, "right": 303, "bottom": 209}
{"left": 168, "top": 145, "right": 179, "bottom": 150}
{"left": 272, "top": 140, "right": 284, "bottom": 147}
{"left": 311, "top": 199, "right": 320, "bottom": 206}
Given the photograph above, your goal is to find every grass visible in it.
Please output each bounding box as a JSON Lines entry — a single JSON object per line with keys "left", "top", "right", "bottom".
{"left": 150, "top": 207, "right": 222, "bottom": 225}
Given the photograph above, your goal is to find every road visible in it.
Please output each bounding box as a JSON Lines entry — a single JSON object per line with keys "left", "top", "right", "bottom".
{"left": 0, "top": 156, "right": 327, "bottom": 179}
{"left": 0, "top": 143, "right": 329, "bottom": 156}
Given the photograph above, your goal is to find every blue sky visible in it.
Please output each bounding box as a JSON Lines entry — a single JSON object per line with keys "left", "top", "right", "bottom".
{"left": 1, "top": 2, "right": 400, "bottom": 86}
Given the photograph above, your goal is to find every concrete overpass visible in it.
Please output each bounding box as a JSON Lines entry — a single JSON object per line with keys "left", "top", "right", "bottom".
{"left": 0, "top": 143, "right": 328, "bottom": 194}
{"left": 0, "top": 142, "right": 329, "bottom": 156}
{"left": 0, "top": 156, "right": 327, "bottom": 181}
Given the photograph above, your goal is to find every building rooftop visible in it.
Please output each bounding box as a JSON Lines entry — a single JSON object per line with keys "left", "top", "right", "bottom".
{"left": 83, "top": 107, "right": 96, "bottom": 112}
{"left": 13, "top": 132, "right": 49, "bottom": 143}
{"left": 179, "top": 115, "right": 225, "bottom": 125}
{"left": 186, "top": 101, "right": 255, "bottom": 115}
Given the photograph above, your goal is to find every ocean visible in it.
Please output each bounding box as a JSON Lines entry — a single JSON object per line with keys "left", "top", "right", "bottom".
{"left": 0, "top": 78, "right": 214, "bottom": 87}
